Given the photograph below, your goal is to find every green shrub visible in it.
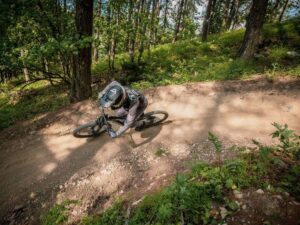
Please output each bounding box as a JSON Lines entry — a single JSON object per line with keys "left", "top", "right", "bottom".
{"left": 42, "top": 200, "right": 78, "bottom": 225}
{"left": 272, "top": 122, "right": 300, "bottom": 159}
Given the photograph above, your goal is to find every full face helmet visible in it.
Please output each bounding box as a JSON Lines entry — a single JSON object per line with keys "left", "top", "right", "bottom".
{"left": 100, "top": 85, "right": 126, "bottom": 108}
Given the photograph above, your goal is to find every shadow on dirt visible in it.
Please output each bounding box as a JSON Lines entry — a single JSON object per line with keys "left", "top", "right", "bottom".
{"left": 1, "top": 76, "right": 300, "bottom": 225}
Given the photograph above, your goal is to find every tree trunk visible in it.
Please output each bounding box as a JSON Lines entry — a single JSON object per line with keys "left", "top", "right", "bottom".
{"left": 237, "top": 0, "right": 268, "bottom": 59}
{"left": 63, "top": 0, "right": 67, "bottom": 12}
{"left": 230, "top": 0, "right": 240, "bottom": 30}
{"left": 93, "top": 0, "right": 102, "bottom": 63}
{"left": 20, "top": 49, "right": 30, "bottom": 82}
{"left": 96, "top": 0, "right": 102, "bottom": 16}
{"left": 150, "top": 0, "right": 157, "bottom": 46}
{"left": 111, "top": 6, "right": 120, "bottom": 70}
{"left": 23, "top": 68, "right": 30, "bottom": 82}
{"left": 202, "top": 0, "right": 215, "bottom": 41}
{"left": 270, "top": 0, "right": 280, "bottom": 21}
{"left": 163, "top": 0, "right": 169, "bottom": 28}
{"left": 138, "top": 0, "right": 150, "bottom": 64}
{"left": 70, "top": 0, "right": 93, "bottom": 102}
{"left": 226, "top": 0, "right": 238, "bottom": 30}
{"left": 153, "top": 0, "right": 160, "bottom": 44}
{"left": 129, "top": 0, "right": 141, "bottom": 62}
{"left": 173, "top": 0, "right": 185, "bottom": 42}
{"left": 93, "top": 29, "right": 100, "bottom": 62}
{"left": 278, "top": 0, "right": 289, "bottom": 22}
{"left": 125, "top": 0, "right": 133, "bottom": 51}
{"left": 106, "top": 2, "right": 112, "bottom": 69}
{"left": 222, "top": 0, "right": 231, "bottom": 31}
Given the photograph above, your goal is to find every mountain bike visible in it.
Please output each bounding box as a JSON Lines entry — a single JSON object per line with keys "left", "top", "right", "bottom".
{"left": 73, "top": 106, "right": 168, "bottom": 138}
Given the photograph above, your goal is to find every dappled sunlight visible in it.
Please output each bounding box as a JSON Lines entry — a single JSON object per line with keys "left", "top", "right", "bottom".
{"left": 41, "top": 162, "right": 57, "bottom": 174}
{"left": 42, "top": 136, "right": 80, "bottom": 161}
{"left": 92, "top": 139, "right": 123, "bottom": 163}
{"left": 1, "top": 78, "right": 300, "bottom": 224}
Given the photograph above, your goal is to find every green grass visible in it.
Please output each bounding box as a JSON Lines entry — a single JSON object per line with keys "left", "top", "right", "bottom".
{"left": 0, "top": 79, "right": 69, "bottom": 130}
{"left": 92, "top": 17, "right": 300, "bottom": 89}
{"left": 44, "top": 123, "right": 300, "bottom": 225}
{"left": 41, "top": 200, "right": 79, "bottom": 225}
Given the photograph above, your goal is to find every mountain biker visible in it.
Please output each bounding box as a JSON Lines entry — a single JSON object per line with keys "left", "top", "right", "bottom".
{"left": 98, "top": 80, "right": 148, "bottom": 138}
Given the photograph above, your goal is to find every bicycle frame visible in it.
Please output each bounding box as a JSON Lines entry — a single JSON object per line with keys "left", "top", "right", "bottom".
{"left": 99, "top": 106, "right": 126, "bottom": 126}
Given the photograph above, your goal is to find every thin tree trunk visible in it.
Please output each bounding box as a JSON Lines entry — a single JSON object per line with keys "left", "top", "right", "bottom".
{"left": 125, "top": 0, "right": 134, "bottom": 51}
{"left": 181, "top": 0, "right": 188, "bottom": 34}
{"left": 111, "top": 6, "right": 120, "bottom": 70}
{"left": 70, "top": 0, "right": 93, "bottom": 102}
{"left": 270, "top": 0, "right": 280, "bottom": 21}
{"left": 44, "top": 58, "right": 49, "bottom": 73}
{"left": 96, "top": 0, "right": 102, "bottom": 16}
{"left": 173, "top": 0, "right": 185, "bottom": 42}
{"left": 23, "top": 68, "right": 30, "bottom": 82}
{"left": 129, "top": 0, "right": 141, "bottom": 62}
{"left": 21, "top": 49, "right": 30, "bottom": 82}
{"left": 202, "top": 0, "right": 215, "bottom": 41}
{"left": 93, "top": 0, "right": 102, "bottom": 63}
{"left": 138, "top": 0, "right": 150, "bottom": 64}
{"left": 237, "top": 0, "right": 269, "bottom": 59}
{"left": 226, "top": 0, "right": 237, "bottom": 30}
{"left": 230, "top": 0, "right": 240, "bottom": 30}
{"left": 278, "top": 0, "right": 289, "bottom": 22}
{"left": 153, "top": 0, "right": 160, "bottom": 44}
{"left": 93, "top": 29, "right": 100, "bottom": 62}
{"left": 106, "top": 2, "right": 112, "bottom": 70}
{"left": 150, "top": 0, "right": 157, "bottom": 45}
{"left": 163, "top": 0, "right": 169, "bottom": 28}
{"left": 43, "top": 58, "right": 54, "bottom": 85}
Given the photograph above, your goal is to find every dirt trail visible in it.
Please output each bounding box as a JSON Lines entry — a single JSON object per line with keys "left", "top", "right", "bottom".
{"left": 0, "top": 77, "right": 300, "bottom": 224}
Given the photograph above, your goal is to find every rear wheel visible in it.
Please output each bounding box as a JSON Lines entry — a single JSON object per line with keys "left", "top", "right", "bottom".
{"left": 136, "top": 111, "right": 168, "bottom": 130}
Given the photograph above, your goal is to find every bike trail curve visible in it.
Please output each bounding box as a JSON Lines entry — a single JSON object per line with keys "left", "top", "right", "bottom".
{"left": 0, "top": 77, "right": 300, "bottom": 224}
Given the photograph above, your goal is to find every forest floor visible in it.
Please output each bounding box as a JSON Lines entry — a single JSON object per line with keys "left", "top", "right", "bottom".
{"left": 0, "top": 76, "right": 300, "bottom": 225}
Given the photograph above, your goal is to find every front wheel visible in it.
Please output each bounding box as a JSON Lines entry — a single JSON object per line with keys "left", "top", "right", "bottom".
{"left": 136, "top": 111, "right": 168, "bottom": 130}
{"left": 73, "top": 120, "right": 106, "bottom": 138}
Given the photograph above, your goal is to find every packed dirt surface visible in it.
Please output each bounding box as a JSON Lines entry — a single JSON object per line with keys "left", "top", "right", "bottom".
{"left": 1, "top": 76, "right": 300, "bottom": 225}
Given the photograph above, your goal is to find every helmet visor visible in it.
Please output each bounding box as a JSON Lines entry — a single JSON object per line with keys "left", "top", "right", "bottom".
{"left": 100, "top": 96, "right": 114, "bottom": 108}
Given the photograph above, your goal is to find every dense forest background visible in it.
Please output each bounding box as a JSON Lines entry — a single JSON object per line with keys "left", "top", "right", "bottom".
{"left": 0, "top": 0, "right": 299, "bottom": 129}
{"left": 1, "top": 1, "right": 300, "bottom": 225}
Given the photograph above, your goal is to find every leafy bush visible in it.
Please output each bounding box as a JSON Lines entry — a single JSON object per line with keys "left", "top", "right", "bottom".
{"left": 271, "top": 122, "right": 300, "bottom": 159}
{"left": 42, "top": 200, "right": 78, "bottom": 225}
{"left": 280, "top": 165, "right": 300, "bottom": 199}
{"left": 81, "top": 201, "right": 126, "bottom": 225}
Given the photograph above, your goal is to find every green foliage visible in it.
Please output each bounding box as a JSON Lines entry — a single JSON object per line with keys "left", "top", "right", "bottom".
{"left": 42, "top": 200, "right": 78, "bottom": 225}
{"left": 280, "top": 165, "right": 300, "bottom": 199}
{"left": 208, "top": 132, "right": 222, "bottom": 154}
{"left": 129, "top": 173, "right": 214, "bottom": 225}
{"left": 93, "top": 17, "right": 300, "bottom": 88}
{"left": 271, "top": 122, "right": 300, "bottom": 159}
{"left": 0, "top": 80, "right": 68, "bottom": 130}
{"left": 81, "top": 201, "right": 126, "bottom": 225}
